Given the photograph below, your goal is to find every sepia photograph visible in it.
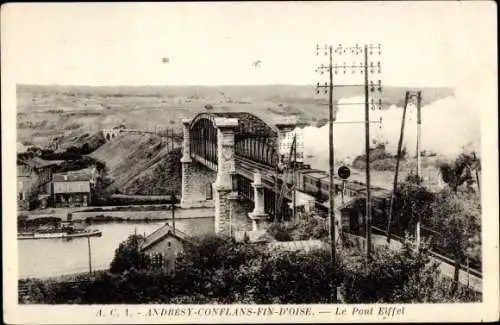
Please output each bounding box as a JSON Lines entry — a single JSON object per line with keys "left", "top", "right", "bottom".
{"left": 2, "top": 1, "right": 498, "bottom": 323}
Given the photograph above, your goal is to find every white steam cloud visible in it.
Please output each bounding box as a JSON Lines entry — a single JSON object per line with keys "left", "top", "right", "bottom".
{"left": 300, "top": 90, "right": 481, "bottom": 168}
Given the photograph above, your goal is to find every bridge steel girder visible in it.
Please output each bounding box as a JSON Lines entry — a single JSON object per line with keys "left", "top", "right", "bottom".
{"left": 235, "top": 156, "right": 293, "bottom": 219}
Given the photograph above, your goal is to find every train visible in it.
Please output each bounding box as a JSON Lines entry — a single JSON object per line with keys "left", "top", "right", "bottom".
{"left": 297, "top": 167, "right": 391, "bottom": 202}
{"left": 291, "top": 165, "right": 391, "bottom": 235}
{"left": 290, "top": 164, "right": 481, "bottom": 275}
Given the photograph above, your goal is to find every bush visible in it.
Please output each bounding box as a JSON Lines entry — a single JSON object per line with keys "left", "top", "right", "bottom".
{"left": 290, "top": 216, "right": 329, "bottom": 240}
{"left": 64, "top": 123, "right": 81, "bottom": 130}
{"left": 266, "top": 222, "right": 293, "bottom": 241}
{"left": 265, "top": 215, "right": 329, "bottom": 242}
{"left": 255, "top": 249, "right": 339, "bottom": 303}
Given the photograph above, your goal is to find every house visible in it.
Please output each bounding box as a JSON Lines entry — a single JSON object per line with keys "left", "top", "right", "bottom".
{"left": 17, "top": 157, "right": 63, "bottom": 210}
{"left": 141, "top": 223, "right": 191, "bottom": 274}
{"left": 52, "top": 168, "right": 97, "bottom": 208}
{"left": 17, "top": 142, "right": 29, "bottom": 154}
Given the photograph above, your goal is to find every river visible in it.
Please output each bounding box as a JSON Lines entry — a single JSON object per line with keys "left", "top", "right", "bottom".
{"left": 18, "top": 218, "right": 214, "bottom": 279}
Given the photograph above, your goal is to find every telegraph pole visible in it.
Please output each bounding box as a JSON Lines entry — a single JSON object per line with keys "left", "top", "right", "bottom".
{"left": 387, "top": 91, "right": 409, "bottom": 244}
{"left": 416, "top": 91, "right": 422, "bottom": 182}
{"left": 363, "top": 45, "right": 373, "bottom": 260}
{"left": 292, "top": 134, "right": 297, "bottom": 223}
{"left": 316, "top": 44, "right": 336, "bottom": 302}
{"left": 472, "top": 152, "right": 480, "bottom": 194}
{"left": 169, "top": 192, "right": 177, "bottom": 234}
{"left": 415, "top": 91, "right": 422, "bottom": 250}
{"left": 87, "top": 235, "right": 93, "bottom": 275}
{"left": 316, "top": 42, "right": 382, "bottom": 294}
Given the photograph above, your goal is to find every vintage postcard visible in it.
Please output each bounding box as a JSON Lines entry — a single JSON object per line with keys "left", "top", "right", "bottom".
{"left": 2, "top": 2, "right": 499, "bottom": 324}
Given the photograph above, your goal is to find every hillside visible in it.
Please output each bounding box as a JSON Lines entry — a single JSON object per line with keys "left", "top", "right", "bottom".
{"left": 120, "top": 148, "right": 182, "bottom": 196}
{"left": 16, "top": 84, "right": 454, "bottom": 147}
{"left": 89, "top": 133, "right": 182, "bottom": 194}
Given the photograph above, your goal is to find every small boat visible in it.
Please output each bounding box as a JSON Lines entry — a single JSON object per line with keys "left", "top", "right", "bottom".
{"left": 17, "top": 228, "right": 102, "bottom": 240}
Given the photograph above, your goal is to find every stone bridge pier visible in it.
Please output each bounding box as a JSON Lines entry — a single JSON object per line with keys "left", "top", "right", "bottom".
{"left": 180, "top": 119, "right": 216, "bottom": 209}
{"left": 212, "top": 118, "right": 239, "bottom": 237}
{"left": 180, "top": 118, "right": 240, "bottom": 237}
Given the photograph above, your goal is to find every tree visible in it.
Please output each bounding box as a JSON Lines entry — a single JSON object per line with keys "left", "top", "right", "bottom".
{"left": 405, "top": 173, "right": 423, "bottom": 185}
{"left": 173, "top": 235, "right": 262, "bottom": 303}
{"left": 439, "top": 152, "right": 480, "bottom": 193}
{"left": 392, "top": 181, "right": 434, "bottom": 236}
{"left": 341, "top": 241, "right": 441, "bottom": 303}
{"left": 109, "top": 234, "right": 149, "bottom": 274}
{"left": 24, "top": 181, "right": 43, "bottom": 210}
{"left": 430, "top": 189, "right": 481, "bottom": 293}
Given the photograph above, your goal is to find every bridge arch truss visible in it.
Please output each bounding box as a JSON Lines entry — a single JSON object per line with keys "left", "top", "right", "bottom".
{"left": 189, "top": 112, "right": 282, "bottom": 168}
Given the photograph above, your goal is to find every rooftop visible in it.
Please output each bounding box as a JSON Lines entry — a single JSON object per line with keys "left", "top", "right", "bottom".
{"left": 141, "top": 223, "right": 191, "bottom": 251}
{"left": 17, "top": 142, "right": 29, "bottom": 153}
{"left": 305, "top": 172, "right": 329, "bottom": 180}
{"left": 18, "top": 157, "right": 65, "bottom": 169}
{"left": 53, "top": 168, "right": 94, "bottom": 182}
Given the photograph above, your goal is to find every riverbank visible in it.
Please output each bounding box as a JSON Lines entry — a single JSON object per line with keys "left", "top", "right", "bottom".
{"left": 21, "top": 206, "right": 214, "bottom": 221}
{"left": 19, "top": 203, "right": 178, "bottom": 216}
{"left": 19, "top": 269, "right": 109, "bottom": 282}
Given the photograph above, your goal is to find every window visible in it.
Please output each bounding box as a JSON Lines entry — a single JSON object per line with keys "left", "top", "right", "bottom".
{"left": 151, "top": 252, "right": 164, "bottom": 268}
{"left": 18, "top": 193, "right": 24, "bottom": 201}
{"left": 205, "top": 183, "right": 213, "bottom": 200}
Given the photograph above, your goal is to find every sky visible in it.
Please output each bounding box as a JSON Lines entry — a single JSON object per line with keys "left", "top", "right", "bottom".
{"left": 2, "top": 2, "right": 497, "bottom": 87}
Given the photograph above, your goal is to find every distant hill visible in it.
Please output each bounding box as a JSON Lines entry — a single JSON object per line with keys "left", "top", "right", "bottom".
{"left": 17, "top": 84, "right": 454, "bottom": 106}
{"left": 16, "top": 84, "right": 454, "bottom": 147}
